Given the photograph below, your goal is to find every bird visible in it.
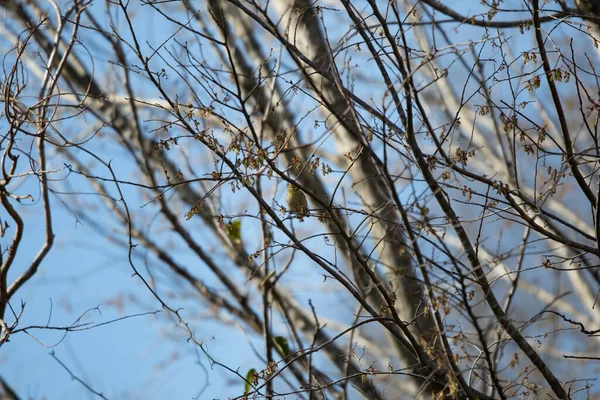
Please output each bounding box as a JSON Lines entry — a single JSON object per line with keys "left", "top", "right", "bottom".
{"left": 286, "top": 183, "right": 308, "bottom": 213}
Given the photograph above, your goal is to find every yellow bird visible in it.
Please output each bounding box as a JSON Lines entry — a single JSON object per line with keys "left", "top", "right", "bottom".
{"left": 286, "top": 183, "right": 308, "bottom": 213}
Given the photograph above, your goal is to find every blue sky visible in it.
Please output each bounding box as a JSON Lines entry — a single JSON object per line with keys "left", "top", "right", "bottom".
{"left": 1, "top": 1, "right": 598, "bottom": 399}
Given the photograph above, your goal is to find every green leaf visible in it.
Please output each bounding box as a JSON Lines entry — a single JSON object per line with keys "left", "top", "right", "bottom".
{"left": 244, "top": 368, "right": 257, "bottom": 395}
{"left": 273, "top": 336, "right": 290, "bottom": 357}
{"left": 259, "top": 271, "right": 275, "bottom": 288}
{"left": 226, "top": 219, "right": 242, "bottom": 244}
